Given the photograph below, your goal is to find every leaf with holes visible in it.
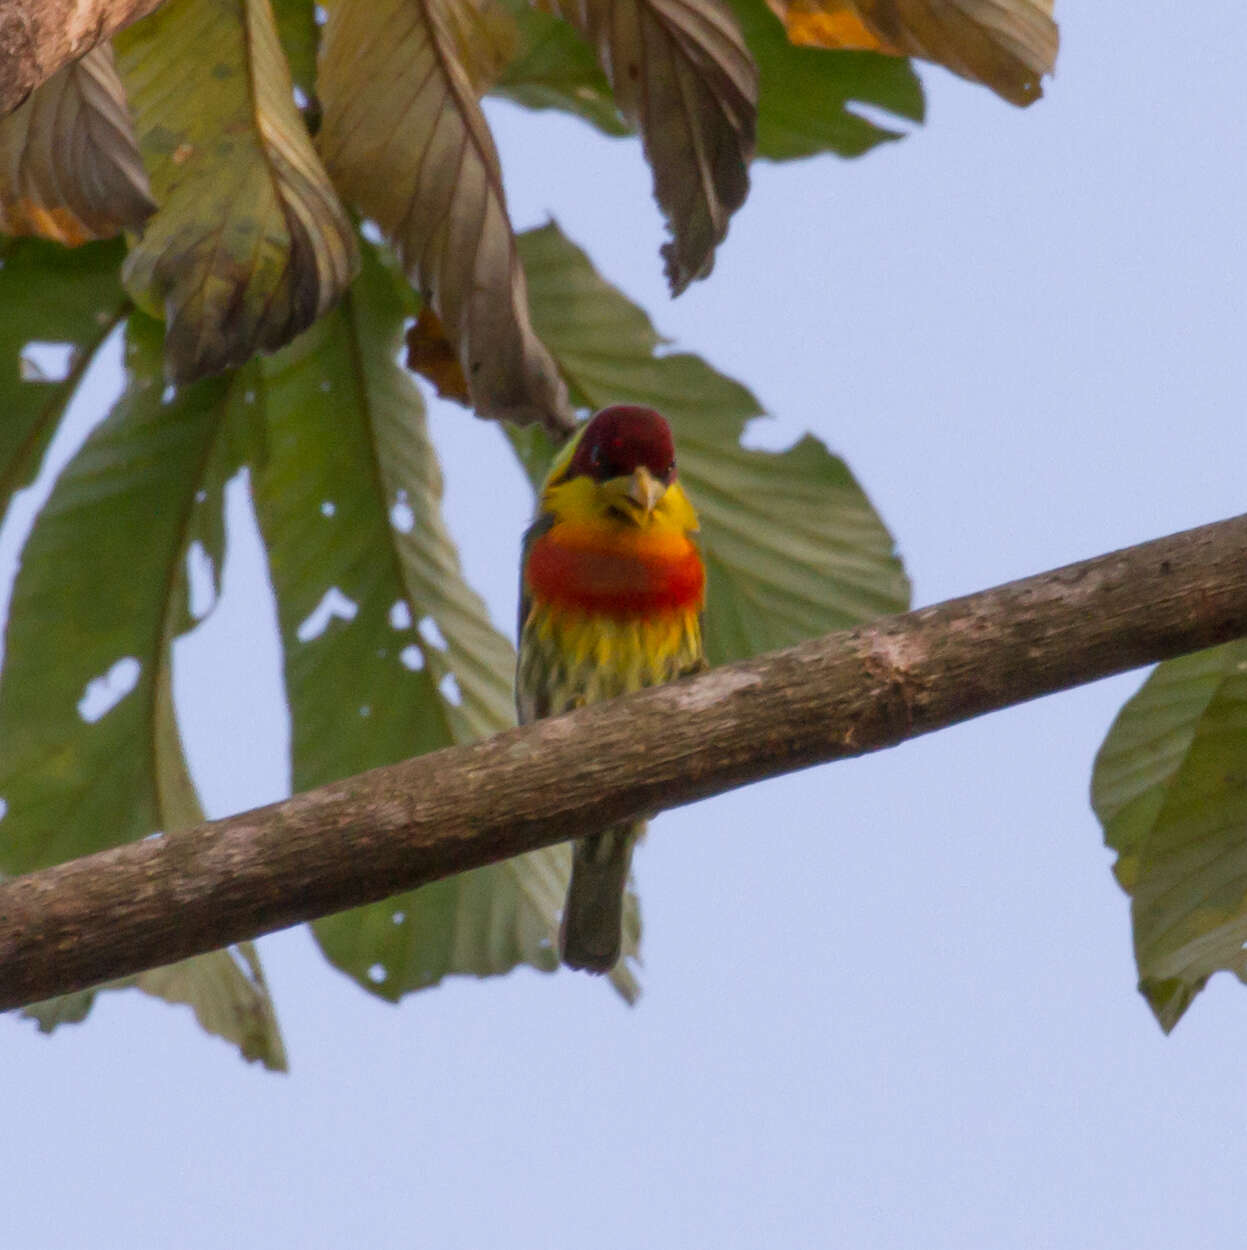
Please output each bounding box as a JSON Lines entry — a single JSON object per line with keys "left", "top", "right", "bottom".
{"left": 114, "top": 0, "right": 357, "bottom": 383}
{"left": 763, "top": 0, "right": 1056, "bottom": 106}
{"left": 1093, "top": 641, "right": 1247, "bottom": 1032}
{"left": 0, "top": 311, "right": 238, "bottom": 871}
{"left": 0, "top": 44, "right": 155, "bottom": 245}
{"left": 0, "top": 310, "right": 285, "bottom": 1065}
{"left": 250, "top": 241, "right": 639, "bottom": 1003}
{"left": 317, "top": 0, "right": 571, "bottom": 435}
{"left": 515, "top": 221, "right": 909, "bottom": 661}
{"left": 0, "top": 237, "right": 129, "bottom": 520}
{"left": 542, "top": 0, "right": 757, "bottom": 292}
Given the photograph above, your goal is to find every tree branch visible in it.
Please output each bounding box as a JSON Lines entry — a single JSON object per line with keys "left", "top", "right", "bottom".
{"left": 4, "top": 513, "right": 1247, "bottom": 1010}
{"left": 0, "top": 0, "right": 168, "bottom": 117}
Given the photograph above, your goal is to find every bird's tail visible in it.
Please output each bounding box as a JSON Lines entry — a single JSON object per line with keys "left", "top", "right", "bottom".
{"left": 560, "top": 822, "right": 640, "bottom": 973}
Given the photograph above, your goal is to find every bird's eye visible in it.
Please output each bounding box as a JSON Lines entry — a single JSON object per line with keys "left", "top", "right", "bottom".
{"left": 589, "top": 444, "right": 603, "bottom": 467}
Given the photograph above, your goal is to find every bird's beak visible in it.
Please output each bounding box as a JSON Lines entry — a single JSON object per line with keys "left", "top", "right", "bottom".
{"left": 626, "top": 465, "right": 666, "bottom": 517}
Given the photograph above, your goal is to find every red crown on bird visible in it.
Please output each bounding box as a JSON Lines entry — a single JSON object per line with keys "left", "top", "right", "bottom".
{"left": 567, "top": 406, "right": 677, "bottom": 484}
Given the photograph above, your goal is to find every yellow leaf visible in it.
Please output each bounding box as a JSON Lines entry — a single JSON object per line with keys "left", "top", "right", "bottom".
{"left": 765, "top": 0, "right": 898, "bottom": 52}
{"left": 404, "top": 305, "right": 471, "bottom": 406}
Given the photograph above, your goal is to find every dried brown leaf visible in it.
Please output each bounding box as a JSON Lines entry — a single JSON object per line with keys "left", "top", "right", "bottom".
{"left": 765, "top": 0, "right": 1057, "bottom": 106}
{"left": 543, "top": 0, "right": 757, "bottom": 292}
{"left": 0, "top": 44, "right": 154, "bottom": 245}
{"left": 318, "top": 0, "right": 573, "bottom": 435}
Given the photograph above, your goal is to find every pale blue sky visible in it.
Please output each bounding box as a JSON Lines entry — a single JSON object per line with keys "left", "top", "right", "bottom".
{"left": 6, "top": 2, "right": 1247, "bottom": 1246}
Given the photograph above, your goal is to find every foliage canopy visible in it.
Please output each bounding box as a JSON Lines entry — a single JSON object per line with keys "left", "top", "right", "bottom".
{"left": 16, "top": 0, "right": 1233, "bottom": 1060}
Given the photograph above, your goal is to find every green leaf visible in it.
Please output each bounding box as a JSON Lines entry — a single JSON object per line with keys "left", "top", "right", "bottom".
{"left": 0, "top": 310, "right": 286, "bottom": 1064}
{"left": 115, "top": 0, "right": 357, "bottom": 382}
{"left": 728, "top": 0, "right": 923, "bottom": 160}
{"left": 0, "top": 311, "right": 234, "bottom": 871}
{"left": 691, "top": 430, "right": 910, "bottom": 659}
{"left": 271, "top": 0, "right": 321, "bottom": 101}
{"left": 1093, "top": 641, "right": 1247, "bottom": 1032}
{"left": 0, "top": 237, "right": 129, "bottom": 519}
{"left": 251, "top": 240, "right": 639, "bottom": 1003}
{"left": 515, "top": 221, "right": 909, "bottom": 663}
{"left": 490, "top": 5, "right": 629, "bottom": 137}
{"left": 135, "top": 943, "right": 288, "bottom": 1071}
{"left": 21, "top": 988, "right": 96, "bottom": 1031}
{"left": 22, "top": 943, "right": 288, "bottom": 1071}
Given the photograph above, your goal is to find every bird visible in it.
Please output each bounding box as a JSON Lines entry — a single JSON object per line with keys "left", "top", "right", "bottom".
{"left": 516, "top": 404, "right": 707, "bottom": 973}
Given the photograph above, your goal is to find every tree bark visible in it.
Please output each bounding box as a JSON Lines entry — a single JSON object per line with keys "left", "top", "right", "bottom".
{"left": 3, "top": 513, "right": 1247, "bottom": 1010}
{"left": 0, "top": 0, "right": 167, "bottom": 117}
